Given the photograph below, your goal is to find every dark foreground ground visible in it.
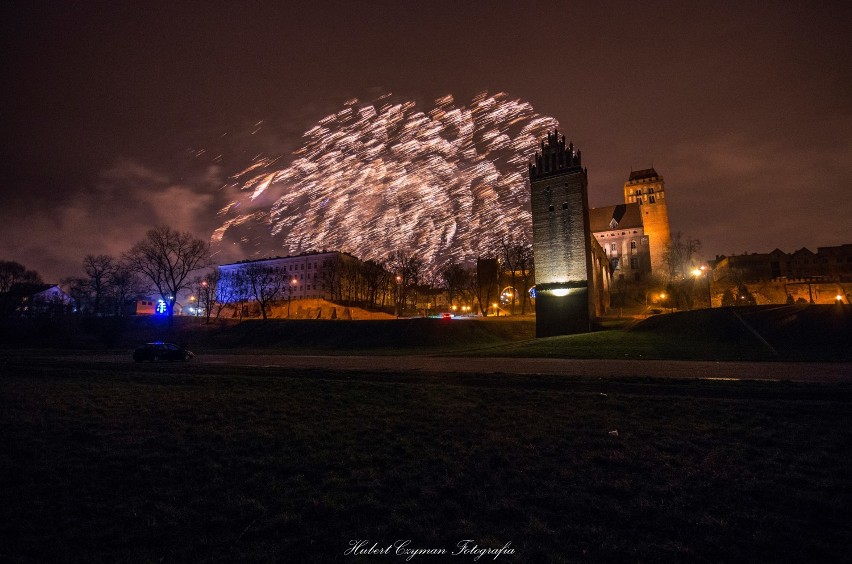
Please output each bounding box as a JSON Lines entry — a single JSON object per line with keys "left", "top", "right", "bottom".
{"left": 2, "top": 355, "right": 851, "bottom": 563}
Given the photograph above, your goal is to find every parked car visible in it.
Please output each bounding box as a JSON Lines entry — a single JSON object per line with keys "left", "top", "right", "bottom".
{"left": 133, "top": 342, "right": 194, "bottom": 362}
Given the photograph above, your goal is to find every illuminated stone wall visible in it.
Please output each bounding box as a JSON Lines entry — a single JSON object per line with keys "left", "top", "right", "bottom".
{"left": 529, "top": 130, "right": 596, "bottom": 336}
{"left": 623, "top": 169, "right": 671, "bottom": 275}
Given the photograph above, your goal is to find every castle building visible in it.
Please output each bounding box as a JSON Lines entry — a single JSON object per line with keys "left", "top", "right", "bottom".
{"left": 529, "top": 130, "right": 610, "bottom": 337}
{"left": 589, "top": 168, "right": 672, "bottom": 281}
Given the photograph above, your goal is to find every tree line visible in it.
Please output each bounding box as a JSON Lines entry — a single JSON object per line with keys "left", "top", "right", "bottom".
{"left": 2, "top": 225, "right": 544, "bottom": 321}
{"left": 1, "top": 225, "right": 209, "bottom": 320}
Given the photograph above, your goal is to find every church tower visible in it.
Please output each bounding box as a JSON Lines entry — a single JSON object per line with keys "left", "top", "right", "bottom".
{"left": 623, "top": 168, "right": 671, "bottom": 276}
{"left": 529, "top": 130, "right": 594, "bottom": 337}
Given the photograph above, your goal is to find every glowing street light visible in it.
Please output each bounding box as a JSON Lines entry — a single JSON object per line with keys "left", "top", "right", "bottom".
{"left": 288, "top": 277, "right": 298, "bottom": 317}
{"left": 395, "top": 275, "right": 402, "bottom": 318}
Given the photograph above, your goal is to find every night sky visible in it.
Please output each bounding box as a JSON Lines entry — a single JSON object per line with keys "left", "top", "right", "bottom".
{"left": 2, "top": 1, "right": 850, "bottom": 283}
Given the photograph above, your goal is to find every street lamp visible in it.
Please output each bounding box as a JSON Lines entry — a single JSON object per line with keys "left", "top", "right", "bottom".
{"left": 288, "top": 277, "right": 298, "bottom": 317}
{"left": 395, "top": 275, "right": 402, "bottom": 318}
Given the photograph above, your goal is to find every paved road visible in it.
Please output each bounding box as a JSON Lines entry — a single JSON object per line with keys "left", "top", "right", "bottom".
{"left": 6, "top": 351, "right": 849, "bottom": 383}
{"left": 193, "top": 354, "right": 851, "bottom": 383}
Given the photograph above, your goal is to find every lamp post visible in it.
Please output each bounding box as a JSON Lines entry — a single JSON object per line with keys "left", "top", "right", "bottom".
{"left": 395, "top": 275, "right": 402, "bottom": 318}
{"left": 200, "top": 280, "right": 208, "bottom": 318}
{"left": 288, "top": 277, "right": 298, "bottom": 317}
{"left": 690, "top": 266, "right": 712, "bottom": 308}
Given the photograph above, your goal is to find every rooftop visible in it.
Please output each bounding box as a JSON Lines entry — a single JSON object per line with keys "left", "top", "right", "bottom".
{"left": 627, "top": 168, "right": 660, "bottom": 182}
{"left": 589, "top": 203, "right": 643, "bottom": 232}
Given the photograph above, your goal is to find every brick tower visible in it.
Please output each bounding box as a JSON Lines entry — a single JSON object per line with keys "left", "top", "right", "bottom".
{"left": 529, "top": 130, "right": 594, "bottom": 337}
{"left": 623, "top": 168, "right": 671, "bottom": 276}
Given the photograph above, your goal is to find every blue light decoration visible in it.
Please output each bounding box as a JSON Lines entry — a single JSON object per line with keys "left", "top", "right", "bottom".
{"left": 529, "top": 286, "right": 537, "bottom": 300}
{"left": 156, "top": 299, "right": 167, "bottom": 314}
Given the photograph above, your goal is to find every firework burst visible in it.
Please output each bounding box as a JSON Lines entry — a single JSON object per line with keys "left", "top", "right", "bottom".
{"left": 213, "top": 92, "right": 559, "bottom": 276}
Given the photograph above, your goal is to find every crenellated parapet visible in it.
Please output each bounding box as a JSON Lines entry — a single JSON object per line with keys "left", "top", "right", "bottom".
{"left": 529, "top": 129, "right": 582, "bottom": 180}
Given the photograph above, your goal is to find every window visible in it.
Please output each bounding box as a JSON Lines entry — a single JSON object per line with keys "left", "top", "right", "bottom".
{"left": 610, "top": 243, "right": 617, "bottom": 252}
{"left": 630, "top": 257, "right": 639, "bottom": 269}
{"left": 548, "top": 205, "right": 554, "bottom": 212}
{"left": 649, "top": 187, "right": 654, "bottom": 194}
{"left": 562, "top": 202, "right": 568, "bottom": 210}
{"left": 649, "top": 195, "right": 656, "bottom": 203}
{"left": 630, "top": 241, "right": 637, "bottom": 250}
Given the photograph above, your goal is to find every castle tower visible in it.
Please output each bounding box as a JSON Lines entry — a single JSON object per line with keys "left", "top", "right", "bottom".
{"left": 623, "top": 168, "right": 671, "bottom": 275}
{"left": 529, "top": 130, "right": 595, "bottom": 336}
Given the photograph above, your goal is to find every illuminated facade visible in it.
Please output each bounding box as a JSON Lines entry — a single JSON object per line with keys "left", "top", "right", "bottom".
{"left": 529, "top": 130, "right": 610, "bottom": 337}
{"left": 589, "top": 204, "right": 651, "bottom": 281}
{"left": 218, "top": 251, "right": 361, "bottom": 302}
{"left": 588, "top": 168, "right": 672, "bottom": 281}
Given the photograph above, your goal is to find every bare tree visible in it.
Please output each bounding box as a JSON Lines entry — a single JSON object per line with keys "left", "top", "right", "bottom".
{"left": 662, "top": 232, "right": 702, "bottom": 282}
{"left": 214, "top": 271, "right": 240, "bottom": 319}
{"left": 500, "top": 238, "right": 520, "bottom": 314}
{"left": 227, "top": 269, "right": 252, "bottom": 321}
{"left": 387, "top": 250, "right": 424, "bottom": 314}
{"left": 81, "top": 254, "right": 115, "bottom": 316}
{"left": 0, "top": 260, "right": 42, "bottom": 293}
{"left": 441, "top": 262, "right": 470, "bottom": 308}
{"left": 321, "top": 255, "right": 344, "bottom": 301}
{"left": 473, "top": 257, "right": 499, "bottom": 316}
{"left": 359, "top": 260, "right": 386, "bottom": 307}
{"left": 242, "top": 263, "right": 286, "bottom": 320}
{"left": 193, "top": 270, "right": 221, "bottom": 322}
{"left": 110, "top": 261, "right": 146, "bottom": 316}
{"left": 123, "top": 226, "right": 210, "bottom": 320}
{"left": 516, "top": 243, "right": 534, "bottom": 314}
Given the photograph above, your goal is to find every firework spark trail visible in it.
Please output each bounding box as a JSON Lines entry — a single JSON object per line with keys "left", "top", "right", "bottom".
{"left": 213, "top": 92, "right": 560, "bottom": 276}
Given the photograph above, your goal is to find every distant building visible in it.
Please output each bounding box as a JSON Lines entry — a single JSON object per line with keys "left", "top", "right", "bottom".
{"left": 124, "top": 298, "right": 168, "bottom": 316}
{"left": 1, "top": 283, "right": 72, "bottom": 317}
{"left": 713, "top": 244, "right": 852, "bottom": 283}
{"left": 218, "top": 250, "right": 364, "bottom": 302}
{"left": 589, "top": 168, "right": 672, "bottom": 281}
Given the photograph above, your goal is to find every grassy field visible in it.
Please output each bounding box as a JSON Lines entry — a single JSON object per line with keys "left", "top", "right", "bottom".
{"left": 2, "top": 358, "right": 851, "bottom": 563}
{"left": 1, "top": 304, "right": 848, "bottom": 361}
